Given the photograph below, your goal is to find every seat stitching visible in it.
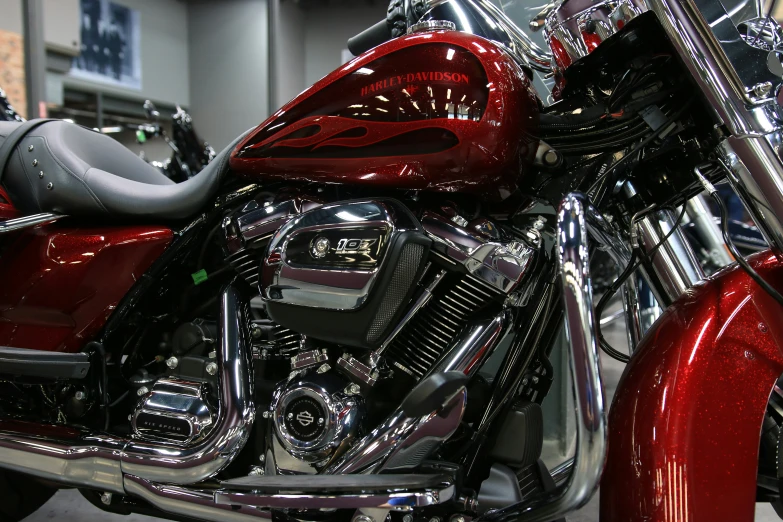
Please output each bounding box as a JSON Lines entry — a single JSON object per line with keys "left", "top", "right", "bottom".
{"left": 39, "top": 135, "right": 108, "bottom": 213}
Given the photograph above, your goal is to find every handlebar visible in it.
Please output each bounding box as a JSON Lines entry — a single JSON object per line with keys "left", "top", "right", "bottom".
{"left": 347, "top": 19, "right": 393, "bottom": 56}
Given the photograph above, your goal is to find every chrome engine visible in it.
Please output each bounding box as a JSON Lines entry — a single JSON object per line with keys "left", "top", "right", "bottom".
{"left": 223, "top": 193, "right": 538, "bottom": 469}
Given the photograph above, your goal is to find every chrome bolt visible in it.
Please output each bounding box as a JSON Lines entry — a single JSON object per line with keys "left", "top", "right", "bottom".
{"left": 521, "top": 377, "right": 529, "bottom": 386}
{"left": 100, "top": 492, "right": 112, "bottom": 505}
{"left": 259, "top": 454, "right": 265, "bottom": 463}
{"left": 312, "top": 236, "right": 331, "bottom": 258}
{"left": 403, "top": 515, "right": 414, "bottom": 522}
{"left": 451, "top": 215, "right": 468, "bottom": 227}
{"left": 251, "top": 326, "right": 263, "bottom": 339}
{"left": 165, "top": 356, "right": 178, "bottom": 369}
{"left": 137, "top": 386, "right": 149, "bottom": 396}
{"left": 249, "top": 466, "right": 264, "bottom": 476}
{"left": 287, "top": 412, "right": 294, "bottom": 420}
{"left": 46, "top": 182, "right": 53, "bottom": 190}
{"left": 27, "top": 145, "right": 34, "bottom": 152}
{"left": 451, "top": 516, "right": 466, "bottom": 522}
{"left": 32, "top": 159, "right": 38, "bottom": 167}
{"left": 318, "top": 417, "right": 324, "bottom": 425}
{"left": 753, "top": 81, "right": 773, "bottom": 98}
{"left": 262, "top": 410, "right": 270, "bottom": 419}
{"left": 354, "top": 516, "right": 374, "bottom": 522}
{"left": 317, "top": 363, "right": 331, "bottom": 374}
{"left": 531, "top": 376, "right": 539, "bottom": 384}
{"left": 38, "top": 171, "right": 44, "bottom": 179}
{"left": 345, "top": 383, "right": 361, "bottom": 395}
{"left": 74, "top": 391, "right": 86, "bottom": 400}
{"left": 429, "top": 517, "right": 441, "bottom": 522}
{"left": 206, "top": 362, "right": 218, "bottom": 375}
{"left": 533, "top": 217, "right": 546, "bottom": 230}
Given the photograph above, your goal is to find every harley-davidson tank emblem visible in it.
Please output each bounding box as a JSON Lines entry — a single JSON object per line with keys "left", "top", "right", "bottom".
{"left": 361, "top": 72, "right": 471, "bottom": 96}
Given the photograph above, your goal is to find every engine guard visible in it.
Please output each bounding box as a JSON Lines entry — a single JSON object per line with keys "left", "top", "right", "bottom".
{"left": 601, "top": 251, "right": 783, "bottom": 521}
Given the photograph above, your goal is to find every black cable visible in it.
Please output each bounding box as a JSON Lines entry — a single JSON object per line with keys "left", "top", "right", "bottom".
{"left": 710, "top": 192, "right": 783, "bottom": 308}
{"left": 593, "top": 203, "right": 688, "bottom": 363}
{"left": 588, "top": 97, "right": 694, "bottom": 194}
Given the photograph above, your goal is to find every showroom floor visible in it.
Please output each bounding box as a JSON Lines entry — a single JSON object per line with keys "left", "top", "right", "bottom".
{"left": 23, "top": 307, "right": 782, "bottom": 522}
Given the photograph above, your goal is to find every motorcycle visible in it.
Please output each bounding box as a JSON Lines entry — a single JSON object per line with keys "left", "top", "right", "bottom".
{"left": 135, "top": 100, "right": 216, "bottom": 182}
{"left": 0, "top": 0, "right": 781, "bottom": 521}
{"left": 0, "top": 88, "right": 24, "bottom": 123}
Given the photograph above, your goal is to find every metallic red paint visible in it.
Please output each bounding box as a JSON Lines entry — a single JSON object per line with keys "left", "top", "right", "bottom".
{"left": 601, "top": 251, "right": 783, "bottom": 521}
{"left": 0, "top": 224, "right": 172, "bottom": 353}
{"left": 231, "top": 31, "right": 540, "bottom": 200}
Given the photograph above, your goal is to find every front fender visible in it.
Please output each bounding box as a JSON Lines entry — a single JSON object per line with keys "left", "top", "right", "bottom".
{"left": 601, "top": 252, "right": 783, "bottom": 521}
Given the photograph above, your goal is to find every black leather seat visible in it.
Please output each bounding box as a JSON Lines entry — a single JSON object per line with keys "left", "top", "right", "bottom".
{"left": 0, "top": 120, "right": 248, "bottom": 220}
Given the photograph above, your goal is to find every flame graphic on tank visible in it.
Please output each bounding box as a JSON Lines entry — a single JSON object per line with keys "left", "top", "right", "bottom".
{"left": 249, "top": 115, "right": 461, "bottom": 157}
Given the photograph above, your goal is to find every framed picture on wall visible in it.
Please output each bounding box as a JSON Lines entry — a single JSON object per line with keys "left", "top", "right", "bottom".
{"left": 70, "top": 0, "right": 142, "bottom": 90}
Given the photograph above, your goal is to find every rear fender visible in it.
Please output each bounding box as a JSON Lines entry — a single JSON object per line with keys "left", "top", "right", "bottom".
{"left": 601, "top": 251, "right": 783, "bottom": 521}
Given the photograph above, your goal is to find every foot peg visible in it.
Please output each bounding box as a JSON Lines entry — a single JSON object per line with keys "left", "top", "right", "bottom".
{"left": 216, "top": 473, "right": 456, "bottom": 510}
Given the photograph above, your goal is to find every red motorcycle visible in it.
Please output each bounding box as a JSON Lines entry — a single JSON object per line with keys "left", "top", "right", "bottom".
{"left": 0, "top": 0, "right": 781, "bottom": 520}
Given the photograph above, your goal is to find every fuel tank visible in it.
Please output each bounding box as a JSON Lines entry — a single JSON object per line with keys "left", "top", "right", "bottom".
{"left": 230, "top": 30, "right": 540, "bottom": 200}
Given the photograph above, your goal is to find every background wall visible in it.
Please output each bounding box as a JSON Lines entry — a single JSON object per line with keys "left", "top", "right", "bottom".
{"left": 188, "top": 0, "right": 269, "bottom": 150}
{"left": 303, "top": 3, "right": 383, "bottom": 87}
{"left": 63, "top": 0, "right": 191, "bottom": 107}
{"left": 0, "top": 0, "right": 23, "bottom": 33}
{"left": 272, "top": 0, "right": 304, "bottom": 110}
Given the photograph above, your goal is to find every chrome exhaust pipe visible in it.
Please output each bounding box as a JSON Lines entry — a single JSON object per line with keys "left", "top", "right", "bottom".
{"left": 0, "top": 284, "right": 255, "bottom": 490}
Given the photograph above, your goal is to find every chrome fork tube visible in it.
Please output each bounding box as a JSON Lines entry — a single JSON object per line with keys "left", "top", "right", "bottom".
{"left": 685, "top": 194, "right": 733, "bottom": 268}
{"left": 641, "top": 0, "right": 783, "bottom": 255}
{"left": 637, "top": 209, "right": 705, "bottom": 304}
{"left": 478, "top": 192, "right": 607, "bottom": 522}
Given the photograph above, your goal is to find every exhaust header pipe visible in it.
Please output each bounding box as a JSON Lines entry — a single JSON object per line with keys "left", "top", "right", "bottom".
{"left": 0, "top": 284, "right": 255, "bottom": 492}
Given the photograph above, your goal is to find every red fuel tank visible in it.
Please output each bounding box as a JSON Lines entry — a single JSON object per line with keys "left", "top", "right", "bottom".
{"left": 230, "top": 30, "right": 540, "bottom": 200}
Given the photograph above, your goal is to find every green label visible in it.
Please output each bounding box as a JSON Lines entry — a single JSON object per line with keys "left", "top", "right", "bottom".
{"left": 191, "top": 269, "right": 208, "bottom": 285}
{"left": 136, "top": 130, "right": 147, "bottom": 143}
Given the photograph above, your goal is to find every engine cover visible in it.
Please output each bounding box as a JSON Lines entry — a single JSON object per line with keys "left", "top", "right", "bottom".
{"left": 271, "top": 374, "right": 363, "bottom": 463}
{"left": 132, "top": 378, "right": 214, "bottom": 444}
{"left": 261, "top": 199, "right": 430, "bottom": 349}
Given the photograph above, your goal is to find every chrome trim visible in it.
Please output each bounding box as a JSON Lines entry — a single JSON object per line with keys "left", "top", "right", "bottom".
{"left": 637, "top": 210, "right": 705, "bottom": 303}
{"left": 719, "top": 136, "right": 783, "bottom": 255}
{"left": 0, "top": 284, "right": 255, "bottom": 487}
{"left": 132, "top": 378, "right": 215, "bottom": 445}
{"left": 263, "top": 200, "right": 419, "bottom": 311}
{"left": 478, "top": 193, "right": 606, "bottom": 522}
{"left": 544, "top": 0, "right": 647, "bottom": 75}
{"left": 214, "top": 483, "right": 456, "bottom": 511}
{"left": 325, "top": 389, "right": 466, "bottom": 474}
{"left": 408, "top": 20, "right": 457, "bottom": 33}
{"left": 641, "top": 0, "right": 779, "bottom": 136}
{"left": 422, "top": 212, "right": 535, "bottom": 294}
{"left": 290, "top": 349, "right": 328, "bottom": 371}
{"left": 124, "top": 475, "right": 272, "bottom": 522}
{"left": 271, "top": 379, "right": 363, "bottom": 462}
{"left": 420, "top": 0, "right": 553, "bottom": 72}
{"left": 685, "top": 193, "right": 733, "bottom": 268}
{"left": 429, "top": 310, "right": 510, "bottom": 375}
{"left": 0, "top": 213, "right": 63, "bottom": 233}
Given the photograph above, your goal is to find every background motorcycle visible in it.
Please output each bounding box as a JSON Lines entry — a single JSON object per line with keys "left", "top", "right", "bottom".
{"left": 0, "top": 1, "right": 781, "bottom": 522}
{"left": 134, "top": 99, "right": 215, "bottom": 182}
{"left": 0, "top": 87, "right": 24, "bottom": 123}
